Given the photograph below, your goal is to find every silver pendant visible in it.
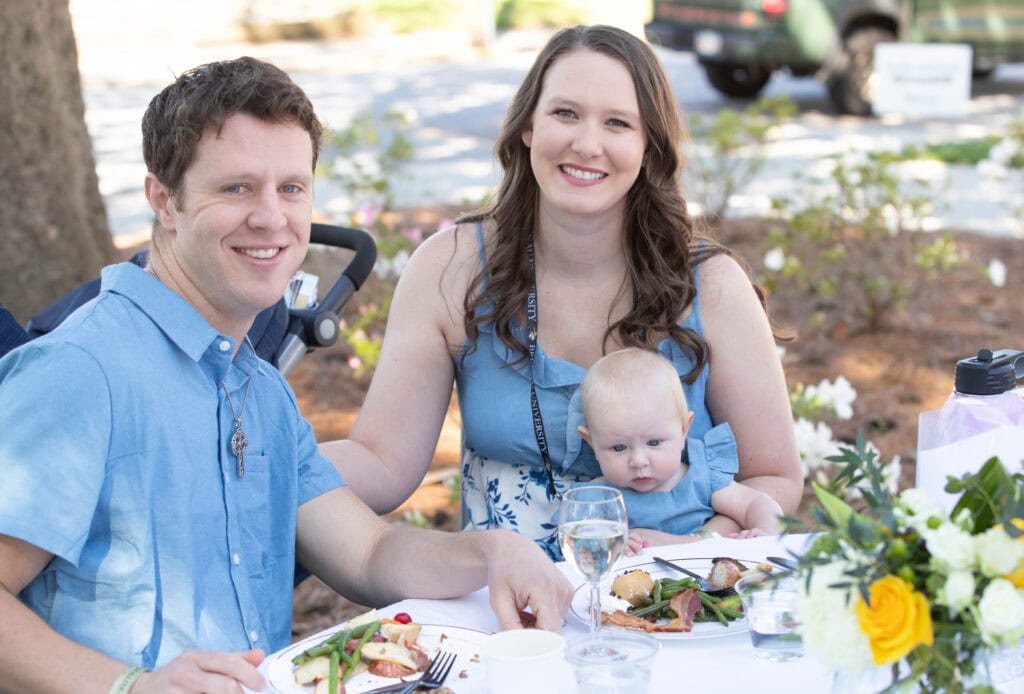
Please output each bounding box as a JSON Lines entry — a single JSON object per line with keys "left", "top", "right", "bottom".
{"left": 231, "top": 423, "right": 248, "bottom": 477}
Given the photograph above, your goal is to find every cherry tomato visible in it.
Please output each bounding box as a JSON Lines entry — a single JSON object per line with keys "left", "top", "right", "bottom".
{"left": 393, "top": 612, "right": 412, "bottom": 624}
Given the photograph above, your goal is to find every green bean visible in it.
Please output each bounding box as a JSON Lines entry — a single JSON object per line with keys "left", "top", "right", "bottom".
{"left": 343, "top": 621, "right": 381, "bottom": 680}
{"left": 630, "top": 598, "right": 670, "bottom": 619}
{"left": 651, "top": 580, "right": 662, "bottom": 604}
{"left": 698, "top": 592, "right": 736, "bottom": 626}
{"left": 328, "top": 649, "right": 340, "bottom": 694}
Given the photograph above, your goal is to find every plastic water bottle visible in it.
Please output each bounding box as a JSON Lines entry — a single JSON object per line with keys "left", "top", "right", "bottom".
{"left": 916, "top": 348, "right": 1024, "bottom": 510}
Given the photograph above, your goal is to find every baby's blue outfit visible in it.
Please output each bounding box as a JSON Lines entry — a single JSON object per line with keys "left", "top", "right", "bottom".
{"left": 456, "top": 224, "right": 739, "bottom": 558}
{"left": 575, "top": 423, "right": 738, "bottom": 535}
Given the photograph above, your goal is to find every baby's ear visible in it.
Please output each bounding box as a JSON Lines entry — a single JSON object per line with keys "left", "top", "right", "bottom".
{"left": 578, "top": 425, "right": 592, "bottom": 445}
{"left": 682, "top": 411, "right": 695, "bottom": 433}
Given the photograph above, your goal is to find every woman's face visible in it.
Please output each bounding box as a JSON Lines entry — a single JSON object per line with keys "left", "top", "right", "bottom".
{"left": 521, "top": 49, "right": 647, "bottom": 220}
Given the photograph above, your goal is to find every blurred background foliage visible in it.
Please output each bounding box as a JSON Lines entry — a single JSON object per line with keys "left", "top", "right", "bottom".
{"left": 239, "top": 0, "right": 649, "bottom": 41}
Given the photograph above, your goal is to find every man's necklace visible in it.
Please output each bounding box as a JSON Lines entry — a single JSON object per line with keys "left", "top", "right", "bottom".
{"left": 223, "top": 377, "right": 253, "bottom": 477}
{"left": 222, "top": 337, "right": 256, "bottom": 477}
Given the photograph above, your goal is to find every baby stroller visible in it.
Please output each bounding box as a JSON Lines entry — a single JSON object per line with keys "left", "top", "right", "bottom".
{"left": 1, "top": 222, "right": 377, "bottom": 375}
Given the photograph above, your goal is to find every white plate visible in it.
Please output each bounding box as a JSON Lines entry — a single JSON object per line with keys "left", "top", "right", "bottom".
{"left": 266, "top": 623, "right": 491, "bottom": 693}
{"left": 570, "top": 556, "right": 754, "bottom": 640}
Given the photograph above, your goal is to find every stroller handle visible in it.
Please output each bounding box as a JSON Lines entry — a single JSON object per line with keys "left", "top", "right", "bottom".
{"left": 274, "top": 223, "right": 378, "bottom": 377}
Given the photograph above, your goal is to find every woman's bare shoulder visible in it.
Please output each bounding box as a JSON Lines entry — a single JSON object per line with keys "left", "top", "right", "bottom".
{"left": 404, "top": 221, "right": 485, "bottom": 285}
{"left": 696, "top": 252, "right": 758, "bottom": 312}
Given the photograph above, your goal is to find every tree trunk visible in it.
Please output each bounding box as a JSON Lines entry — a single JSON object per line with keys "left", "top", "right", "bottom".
{"left": 0, "top": 0, "right": 116, "bottom": 324}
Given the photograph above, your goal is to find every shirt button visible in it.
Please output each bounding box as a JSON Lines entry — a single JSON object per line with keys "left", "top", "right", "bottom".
{"left": 232, "top": 553, "right": 241, "bottom": 565}
{"left": 219, "top": 340, "right": 231, "bottom": 352}
{"left": 250, "top": 630, "right": 259, "bottom": 642}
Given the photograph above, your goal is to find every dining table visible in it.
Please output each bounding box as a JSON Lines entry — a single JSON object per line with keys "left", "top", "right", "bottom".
{"left": 258, "top": 532, "right": 847, "bottom": 693}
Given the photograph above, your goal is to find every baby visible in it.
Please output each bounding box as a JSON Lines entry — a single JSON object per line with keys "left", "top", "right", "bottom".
{"left": 577, "top": 348, "right": 783, "bottom": 555}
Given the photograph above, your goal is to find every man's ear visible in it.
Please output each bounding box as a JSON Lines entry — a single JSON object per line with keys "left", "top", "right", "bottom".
{"left": 578, "top": 424, "right": 591, "bottom": 445}
{"left": 144, "top": 173, "right": 176, "bottom": 232}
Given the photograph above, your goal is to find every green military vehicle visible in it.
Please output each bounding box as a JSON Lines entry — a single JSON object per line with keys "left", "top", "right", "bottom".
{"left": 645, "top": 0, "right": 1024, "bottom": 115}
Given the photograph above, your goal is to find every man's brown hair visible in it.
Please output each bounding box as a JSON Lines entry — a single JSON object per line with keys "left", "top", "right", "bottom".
{"left": 142, "top": 56, "right": 323, "bottom": 199}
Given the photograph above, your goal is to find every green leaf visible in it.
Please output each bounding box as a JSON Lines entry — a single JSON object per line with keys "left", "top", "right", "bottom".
{"left": 812, "top": 481, "right": 856, "bottom": 527}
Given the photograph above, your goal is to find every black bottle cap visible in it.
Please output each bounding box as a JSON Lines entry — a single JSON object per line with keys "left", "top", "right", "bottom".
{"left": 954, "top": 348, "right": 1024, "bottom": 395}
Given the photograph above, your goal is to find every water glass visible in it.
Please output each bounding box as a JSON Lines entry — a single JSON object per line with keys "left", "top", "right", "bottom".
{"left": 557, "top": 486, "right": 628, "bottom": 633}
{"left": 735, "top": 573, "right": 805, "bottom": 662}
{"left": 565, "top": 631, "right": 660, "bottom": 694}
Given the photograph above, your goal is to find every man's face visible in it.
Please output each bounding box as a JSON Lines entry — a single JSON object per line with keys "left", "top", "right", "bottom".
{"left": 149, "top": 112, "right": 313, "bottom": 336}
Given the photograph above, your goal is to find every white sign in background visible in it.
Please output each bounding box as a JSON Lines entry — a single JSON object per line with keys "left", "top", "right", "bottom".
{"left": 873, "top": 42, "right": 973, "bottom": 117}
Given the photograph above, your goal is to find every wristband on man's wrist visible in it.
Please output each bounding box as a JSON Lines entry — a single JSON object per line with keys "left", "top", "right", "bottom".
{"left": 109, "top": 665, "right": 148, "bottom": 694}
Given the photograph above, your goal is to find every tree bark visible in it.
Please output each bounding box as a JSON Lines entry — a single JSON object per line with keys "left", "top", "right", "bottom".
{"left": 0, "top": 0, "right": 115, "bottom": 324}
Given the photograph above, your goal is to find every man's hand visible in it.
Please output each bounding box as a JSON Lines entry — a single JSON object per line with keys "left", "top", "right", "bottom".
{"left": 485, "top": 532, "right": 573, "bottom": 632}
{"left": 135, "top": 649, "right": 265, "bottom": 693}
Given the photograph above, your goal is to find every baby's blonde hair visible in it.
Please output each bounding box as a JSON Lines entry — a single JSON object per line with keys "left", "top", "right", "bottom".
{"left": 580, "top": 348, "right": 689, "bottom": 423}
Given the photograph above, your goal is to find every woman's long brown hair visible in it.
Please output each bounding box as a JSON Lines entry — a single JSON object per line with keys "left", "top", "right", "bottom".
{"left": 457, "top": 25, "right": 755, "bottom": 382}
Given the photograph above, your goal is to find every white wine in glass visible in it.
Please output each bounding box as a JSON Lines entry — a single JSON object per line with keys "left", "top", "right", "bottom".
{"left": 558, "top": 486, "right": 628, "bottom": 634}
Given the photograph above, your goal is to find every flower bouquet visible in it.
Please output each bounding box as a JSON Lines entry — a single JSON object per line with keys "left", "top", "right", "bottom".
{"left": 786, "top": 434, "right": 1024, "bottom": 693}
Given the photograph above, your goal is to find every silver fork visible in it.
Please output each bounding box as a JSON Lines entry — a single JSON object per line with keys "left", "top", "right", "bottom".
{"left": 364, "top": 651, "right": 458, "bottom": 694}
{"left": 396, "top": 651, "right": 456, "bottom": 694}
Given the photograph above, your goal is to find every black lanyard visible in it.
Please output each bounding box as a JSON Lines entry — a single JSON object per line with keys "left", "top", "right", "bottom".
{"left": 526, "top": 236, "right": 560, "bottom": 499}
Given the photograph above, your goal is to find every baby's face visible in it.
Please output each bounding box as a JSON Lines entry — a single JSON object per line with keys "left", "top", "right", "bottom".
{"left": 585, "top": 390, "right": 690, "bottom": 493}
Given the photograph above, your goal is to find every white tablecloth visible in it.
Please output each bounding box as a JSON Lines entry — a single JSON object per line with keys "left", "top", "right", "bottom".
{"left": 262, "top": 533, "right": 839, "bottom": 693}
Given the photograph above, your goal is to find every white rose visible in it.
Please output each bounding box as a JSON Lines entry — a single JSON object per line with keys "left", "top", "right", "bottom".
{"left": 977, "top": 578, "right": 1024, "bottom": 643}
{"left": 939, "top": 570, "right": 975, "bottom": 614}
{"left": 895, "top": 488, "right": 942, "bottom": 529}
{"left": 795, "top": 562, "right": 873, "bottom": 670}
{"left": 925, "top": 523, "right": 976, "bottom": 571}
{"left": 976, "top": 526, "right": 1024, "bottom": 577}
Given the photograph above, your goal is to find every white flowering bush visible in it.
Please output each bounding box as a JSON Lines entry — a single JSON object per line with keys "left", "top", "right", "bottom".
{"left": 977, "top": 120, "right": 1024, "bottom": 234}
{"left": 786, "top": 370, "right": 899, "bottom": 503}
{"left": 760, "top": 150, "right": 966, "bottom": 334}
{"left": 317, "top": 109, "right": 438, "bottom": 376}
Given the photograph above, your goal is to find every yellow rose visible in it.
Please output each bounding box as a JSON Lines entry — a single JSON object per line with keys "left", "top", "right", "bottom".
{"left": 1006, "top": 519, "right": 1024, "bottom": 588}
{"left": 855, "top": 576, "right": 934, "bottom": 665}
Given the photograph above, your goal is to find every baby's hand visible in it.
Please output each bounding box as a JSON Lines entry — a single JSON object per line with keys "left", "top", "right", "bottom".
{"left": 626, "top": 531, "right": 648, "bottom": 557}
{"left": 722, "top": 528, "right": 770, "bottom": 540}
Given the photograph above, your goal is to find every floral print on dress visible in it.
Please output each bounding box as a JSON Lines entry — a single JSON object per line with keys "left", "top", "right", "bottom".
{"left": 462, "top": 448, "right": 591, "bottom": 561}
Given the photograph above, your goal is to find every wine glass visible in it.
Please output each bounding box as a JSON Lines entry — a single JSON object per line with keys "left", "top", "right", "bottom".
{"left": 558, "top": 485, "right": 628, "bottom": 634}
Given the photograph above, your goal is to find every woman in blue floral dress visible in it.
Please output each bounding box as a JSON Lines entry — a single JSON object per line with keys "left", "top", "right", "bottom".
{"left": 323, "top": 25, "right": 802, "bottom": 561}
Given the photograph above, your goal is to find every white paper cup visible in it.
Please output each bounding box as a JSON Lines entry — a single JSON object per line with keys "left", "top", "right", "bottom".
{"left": 481, "top": 629, "right": 569, "bottom": 694}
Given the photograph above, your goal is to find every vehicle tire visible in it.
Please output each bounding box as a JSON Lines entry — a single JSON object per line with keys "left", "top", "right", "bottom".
{"left": 972, "top": 66, "right": 996, "bottom": 80}
{"left": 702, "top": 63, "right": 771, "bottom": 99}
{"left": 827, "top": 26, "right": 896, "bottom": 116}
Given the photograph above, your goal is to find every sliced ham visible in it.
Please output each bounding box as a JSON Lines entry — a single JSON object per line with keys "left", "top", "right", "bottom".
{"left": 601, "top": 588, "right": 703, "bottom": 633}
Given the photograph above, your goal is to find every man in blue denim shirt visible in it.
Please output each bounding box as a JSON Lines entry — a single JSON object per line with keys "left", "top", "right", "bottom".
{"left": 0, "top": 57, "right": 571, "bottom": 694}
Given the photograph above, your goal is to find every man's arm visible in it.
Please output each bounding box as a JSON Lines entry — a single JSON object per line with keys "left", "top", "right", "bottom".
{"left": 296, "top": 486, "right": 573, "bottom": 631}
{"left": 0, "top": 535, "right": 265, "bottom": 694}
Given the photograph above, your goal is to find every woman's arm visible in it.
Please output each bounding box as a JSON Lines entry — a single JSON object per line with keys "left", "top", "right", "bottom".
{"left": 319, "top": 226, "right": 476, "bottom": 513}
{"left": 698, "top": 254, "right": 804, "bottom": 514}
{"left": 710, "top": 482, "right": 784, "bottom": 534}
